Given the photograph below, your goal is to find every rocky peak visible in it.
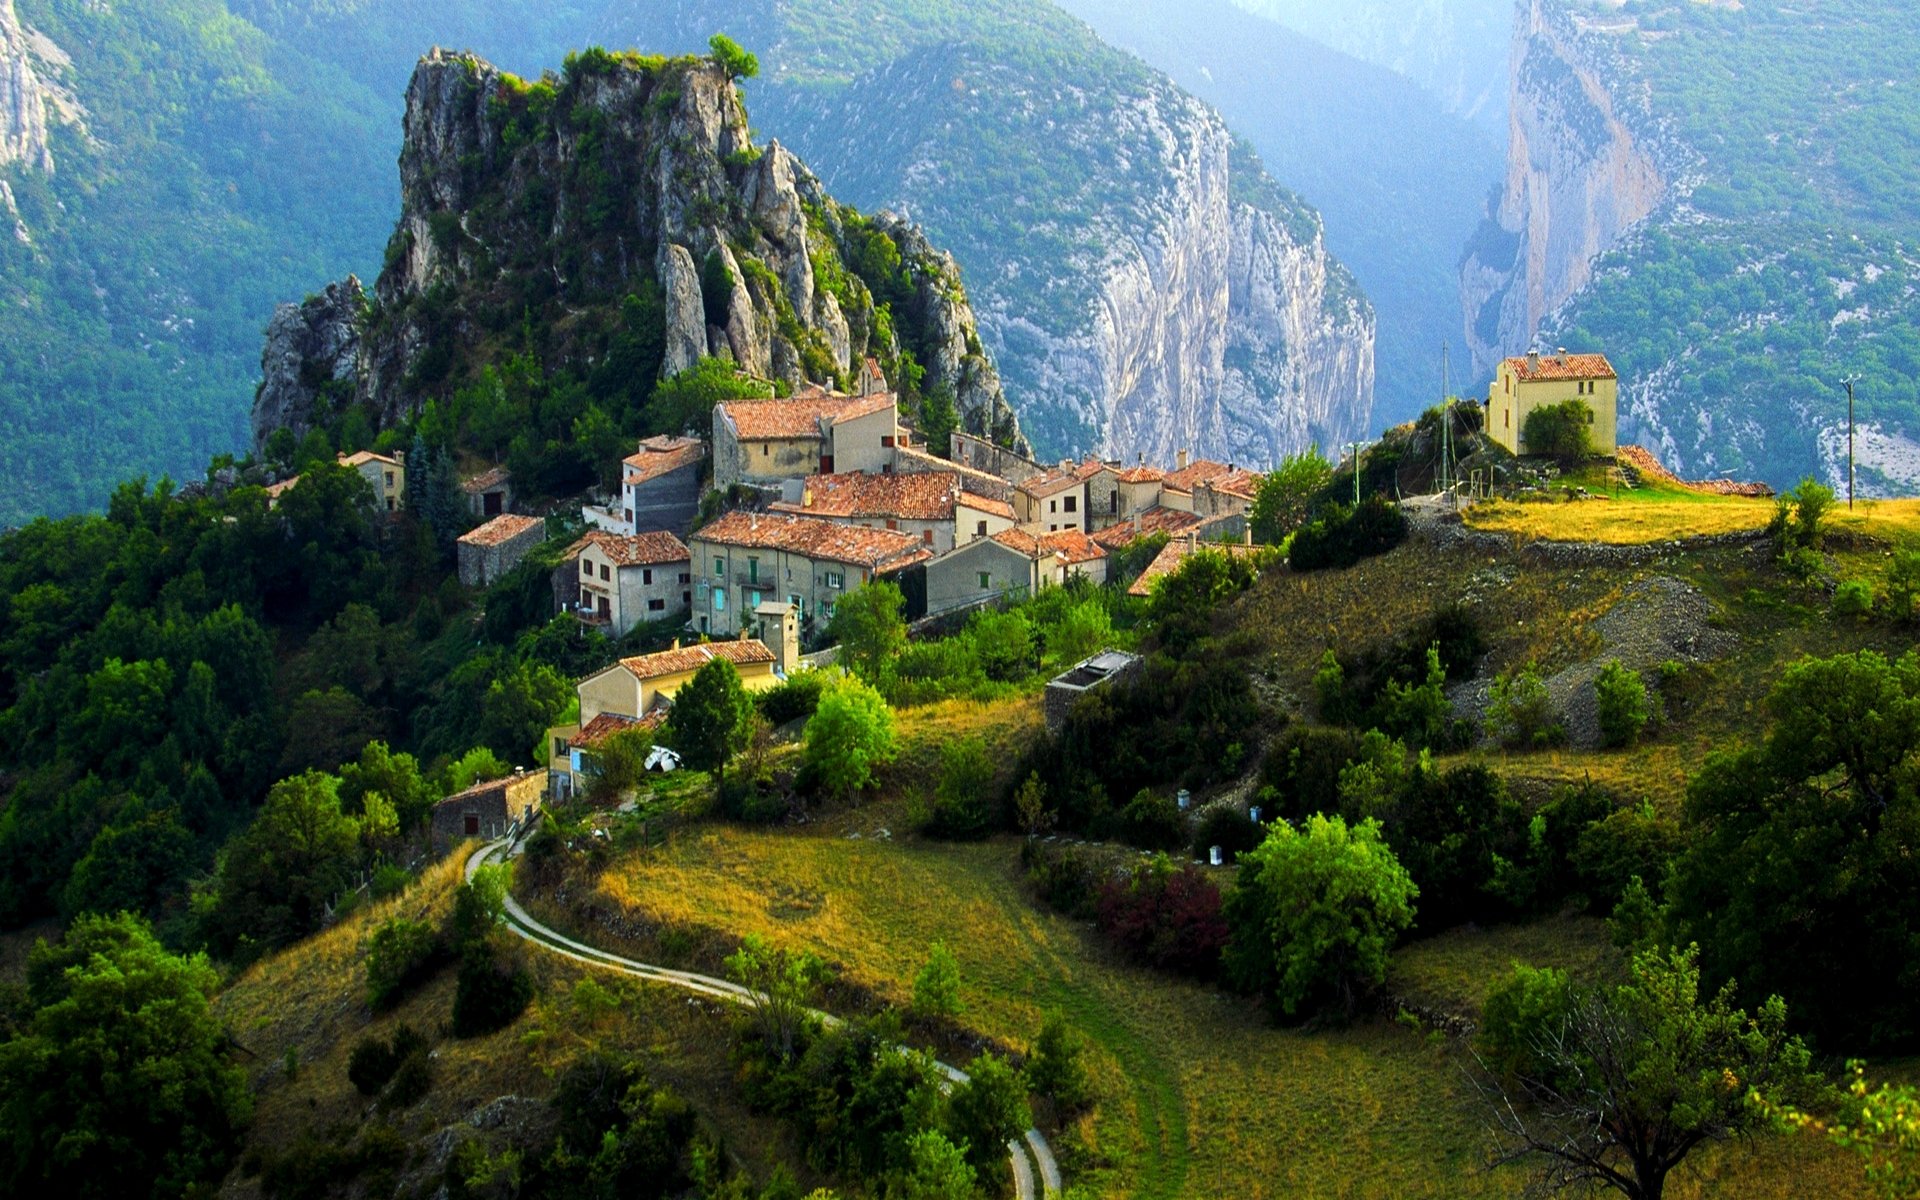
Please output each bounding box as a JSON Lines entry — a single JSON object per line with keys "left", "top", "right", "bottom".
{"left": 253, "top": 277, "right": 367, "bottom": 453}
{"left": 256, "top": 47, "right": 1024, "bottom": 454}
{"left": 0, "top": 0, "right": 53, "bottom": 174}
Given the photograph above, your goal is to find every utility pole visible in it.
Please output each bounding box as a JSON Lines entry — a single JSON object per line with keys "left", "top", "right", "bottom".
{"left": 1842, "top": 376, "right": 1859, "bottom": 509}
{"left": 1350, "top": 441, "right": 1363, "bottom": 506}
{"left": 1440, "top": 343, "right": 1454, "bottom": 508}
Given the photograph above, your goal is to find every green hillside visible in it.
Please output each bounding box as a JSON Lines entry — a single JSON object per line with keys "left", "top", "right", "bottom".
{"left": 1549, "top": 0, "right": 1920, "bottom": 486}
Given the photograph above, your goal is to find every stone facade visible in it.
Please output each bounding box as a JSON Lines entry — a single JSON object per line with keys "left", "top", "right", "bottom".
{"left": 430, "top": 769, "right": 543, "bottom": 852}
{"left": 457, "top": 514, "right": 546, "bottom": 588}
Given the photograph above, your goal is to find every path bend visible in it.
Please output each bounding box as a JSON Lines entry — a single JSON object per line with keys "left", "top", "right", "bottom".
{"left": 465, "top": 839, "right": 1060, "bottom": 1199}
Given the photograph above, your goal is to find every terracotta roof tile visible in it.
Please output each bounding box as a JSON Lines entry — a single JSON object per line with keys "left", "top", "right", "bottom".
{"left": 718, "top": 392, "right": 896, "bottom": 440}
{"left": 1162, "top": 459, "right": 1236, "bottom": 493}
{"left": 692, "top": 511, "right": 931, "bottom": 570}
{"left": 1019, "top": 457, "right": 1108, "bottom": 499}
{"left": 1039, "top": 529, "right": 1107, "bottom": 565}
{"left": 617, "top": 638, "right": 775, "bottom": 681}
{"left": 623, "top": 435, "right": 705, "bottom": 485}
{"left": 1115, "top": 465, "right": 1165, "bottom": 484}
{"left": 957, "top": 491, "right": 1016, "bottom": 520}
{"left": 580, "top": 530, "right": 691, "bottom": 567}
{"left": 458, "top": 513, "right": 544, "bottom": 547}
{"left": 568, "top": 711, "right": 668, "bottom": 749}
{"left": 1089, "top": 506, "right": 1204, "bottom": 549}
{"left": 1127, "top": 539, "right": 1267, "bottom": 597}
{"left": 338, "top": 450, "right": 399, "bottom": 469}
{"left": 769, "top": 472, "right": 965, "bottom": 522}
{"left": 1505, "top": 352, "right": 1617, "bottom": 382}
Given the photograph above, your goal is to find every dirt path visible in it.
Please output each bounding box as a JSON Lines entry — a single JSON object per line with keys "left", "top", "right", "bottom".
{"left": 466, "top": 838, "right": 1059, "bottom": 1198}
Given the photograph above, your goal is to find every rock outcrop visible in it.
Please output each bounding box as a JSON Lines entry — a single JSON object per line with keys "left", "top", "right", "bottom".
{"left": 0, "top": 0, "right": 50, "bottom": 173}
{"left": 254, "top": 48, "right": 1024, "bottom": 453}
{"left": 253, "top": 277, "right": 367, "bottom": 452}
{"left": 1458, "top": 0, "right": 1683, "bottom": 373}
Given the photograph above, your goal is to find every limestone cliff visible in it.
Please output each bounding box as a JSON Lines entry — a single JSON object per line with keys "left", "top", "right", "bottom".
{"left": 255, "top": 48, "right": 1024, "bottom": 453}
{"left": 1459, "top": 0, "right": 1684, "bottom": 373}
{"left": 0, "top": 0, "right": 51, "bottom": 174}
{"left": 772, "top": 44, "right": 1375, "bottom": 467}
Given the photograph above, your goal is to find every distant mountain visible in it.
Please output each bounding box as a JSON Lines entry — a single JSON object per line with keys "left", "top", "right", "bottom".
{"left": 1054, "top": 0, "right": 1504, "bottom": 429}
{"left": 1462, "top": 0, "right": 1920, "bottom": 491}
{"left": 581, "top": 0, "right": 1380, "bottom": 468}
{"left": 1226, "top": 0, "right": 1513, "bottom": 136}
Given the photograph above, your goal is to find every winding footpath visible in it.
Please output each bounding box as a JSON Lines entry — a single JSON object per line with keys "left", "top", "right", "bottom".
{"left": 466, "top": 838, "right": 1061, "bottom": 1199}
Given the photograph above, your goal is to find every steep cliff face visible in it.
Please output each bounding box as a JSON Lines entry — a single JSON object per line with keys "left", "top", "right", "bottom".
{"left": 256, "top": 48, "right": 1023, "bottom": 453}
{"left": 770, "top": 40, "right": 1375, "bottom": 466}
{"left": 1459, "top": 0, "right": 1681, "bottom": 373}
{"left": 252, "top": 277, "right": 367, "bottom": 452}
{"left": 0, "top": 0, "right": 51, "bottom": 175}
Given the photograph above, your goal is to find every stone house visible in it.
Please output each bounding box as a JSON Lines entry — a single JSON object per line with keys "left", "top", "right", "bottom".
{"left": 767, "top": 471, "right": 1016, "bottom": 556}
{"left": 712, "top": 389, "right": 900, "bottom": 491}
{"left": 1161, "top": 453, "right": 1263, "bottom": 519}
{"left": 1044, "top": 651, "right": 1144, "bottom": 733}
{"left": 891, "top": 443, "right": 1017, "bottom": 502}
{"left": 1014, "top": 459, "right": 1105, "bottom": 534}
{"left": 948, "top": 430, "right": 1045, "bottom": 486}
{"left": 1486, "top": 350, "right": 1618, "bottom": 457}
{"left": 339, "top": 450, "right": 406, "bottom": 513}
{"left": 457, "top": 513, "right": 546, "bottom": 587}
{"left": 461, "top": 465, "right": 512, "bottom": 519}
{"left": 430, "top": 769, "right": 543, "bottom": 851}
{"left": 686, "top": 510, "right": 931, "bottom": 637}
{"left": 583, "top": 435, "right": 706, "bottom": 536}
{"left": 1089, "top": 504, "right": 1206, "bottom": 553}
{"left": 924, "top": 528, "right": 1108, "bottom": 615}
{"left": 568, "top": 530, "right": 693, "bottom": 636}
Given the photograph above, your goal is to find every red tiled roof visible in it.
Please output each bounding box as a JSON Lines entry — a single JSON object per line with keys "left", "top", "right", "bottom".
{"left": 1200, "top": 467, "right": 1263, "bottom": 501}
{"left": 616, "top": 638, "right": 775, "bottom": 681}
{"left": 1039, "top": 529, "right": 1107, "bottom": 565}
{"left": 624, "top": 435, "right": 705, "bottom": 484}
{"left": 691, "top": 510, "right": 932, "bottom": 570}
{"left": 891, "top": 446, "right": 1013, "bottom": 500}
{"left": 718, "top": 391, "right": 895, "bottom": 440}
{"left": 579, "top": 530, "right": 691, "bottom": 567}
{"left": 1089, "top": 506, "right": 1204, "bottom": 549}
{"left": 339, "top": 450, "right": 399, "bottom": 469}
{"left": 569, "top": 712, "right": 660, "bottom": 750}
{"left": 769, "top": 472, "right": 964, "bottom": 522}
{"left": 264, "top": 476, "right": 301, "bottom": 499}
{"left": 1162, "top": 459, "right": 1238, "bottom": 493}
{"left": 957, "top": 491, "right": 1016, "bottom": 520}
{"left": 1115, "top": 465, "right": 1165, "bottom": 484}
{"left": 438, "top": 769, "right": 538, "bottom": 805}
{"left": 458, "top": 513, "right": 544, "bottom": 547}
{"left": 1127, "top": 539, "right": 1266, "bottom": 597}
{"left": 1504, "top": 352, "right": 1617, "bottom": 382}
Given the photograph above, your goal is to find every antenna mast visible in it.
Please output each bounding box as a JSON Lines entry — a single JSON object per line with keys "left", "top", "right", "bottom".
{"left": 1440, "top": 343, "right": 1454, "bottom": 505}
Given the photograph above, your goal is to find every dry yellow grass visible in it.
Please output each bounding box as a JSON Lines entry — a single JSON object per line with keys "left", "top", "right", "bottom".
{"left": 586, "top": 826, "right": 1875, "bottom": 1200}
{"left": 1465, "top": 492, "right": 1776, "bottom": 544}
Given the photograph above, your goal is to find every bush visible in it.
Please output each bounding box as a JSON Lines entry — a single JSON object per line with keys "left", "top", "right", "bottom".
{"left": 1288, "top": 496, "right": 1409, "bottom": 572}
{"left": 912, "top": 942, "right": 964, "bottom": 1020}
{"left": 945, "top": 1054, "right": 1032, "bottom": 1178}
{"left": 1485, "top": 662, "right": 1564, "bottom": 748}
{"left": 1111, "top": 788, "right": 1187, "bottom": 852}
{"left": 1020, "top": 840, "right": 1102, "bottom": 919}
{"left": 1095, "top": 857, "right": 1228, "bottom": 979}
{"left": 1520, "top": 399, "right": 1594, "bottom": 465}
{"left": 1886, "top": 550, "right": 1920, "bottom": 620}
{"left": 1594, "top": 661, "right": 1650, "bottom": 748}
{"left": 1260, "top": 725, "right": 1365, "bottom": 823}
{"left": 927, "top": 735, "right": 996, "bottom": 839}
{"left": 347, "top": 1024, "right": 428, "bottom": 1097}
{"left": 1833, "top": 578, "right": 1875, "bottom": 620}
{"left": 1571, "top": 804, "right": 1681, "bottom": 911}
{"left": 1024, "top": 1014, "right": 1093, "bottom": 1116}
{"left": 757, "top": 671, "right": 825, "bottom": 726}
{"left": 451, "top": 944, "right": 534, "bottom": 1038}
{"left": 1477, "top": 963, "right": 1575, "bottom": 1084}
{"left": 1191, "top": 806, "right": 1264, "bottom": 864}
{"left": 365, "top": 917, "right": 439, "bottom": 1011}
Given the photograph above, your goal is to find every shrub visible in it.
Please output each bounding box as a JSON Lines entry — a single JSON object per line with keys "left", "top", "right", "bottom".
{"left": 451, "top": 944, "right": 534, "bottom": 1038}
{"left": 802, "top": 674, "right": 897, "bottom": 801}
{"left": 1477, "top": 963, "right": 1575, "bottom": 1084}
{"left": 1020, "top": 840, "right": 1102, "bottom": 919}
{"left": 1096, "top": 858, "right": 1229, "bottom": 979}
{"left": 945, "top": 1054, "right": 1031, "bottom": 1178}
{"left": 927, "top": 736, "right": 996, "bottom": 839}
{"left": 1024, "top": 1014, "right": 1093, "bottom": 1116}
{"left": 1887, "top": 550, "right": 1920, "bottom": 620}
{"left": 1485, "top": 662, "right": 1564, "bottom": 748}
{"left": 1520, "top": 399, "right": 1593, "bottom": 465}
{"left": 1111, "top": 788, "right": 1187, "bottom": 852}
{"left": 1288, "top": 496, "right": 1408, "bottom": 572}
{"left": 1834, "top": 578, "right": 1876, "bottom": 620}
{"left": 365, "top": 917, "right": 439, "bottom": 1011}
{"left": 1260, "top": 725, "right": 1365, "bottom": 823}
{"left": 347, "top": 1024, "right": 428, "bottom": 1097}
{"left": 1571, "top": 803, "right": 1681, "bottom": 911}
{"left": 1191, "top": 806, "right": 1264, "bottom": 864}
{"left": 1594, "top": 661, "right": 1650, "bottom": 748}
{"left": 912, "top": 942, "right": 964, "bottom": 1020}
{"left": 756, "top": 671, "right": 825, "bottom": 726}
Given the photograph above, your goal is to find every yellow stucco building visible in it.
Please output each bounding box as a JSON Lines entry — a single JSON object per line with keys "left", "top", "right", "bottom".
{"left": 1486, "top": 351, "right": 1619, "bottom": 458}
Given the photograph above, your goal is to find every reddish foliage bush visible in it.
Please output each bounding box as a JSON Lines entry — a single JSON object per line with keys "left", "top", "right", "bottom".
{"left": 1095, "top": 859, "right": 1228, "bottom": 980}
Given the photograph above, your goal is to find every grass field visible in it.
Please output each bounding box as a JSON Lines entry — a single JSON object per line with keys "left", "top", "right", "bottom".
{"left": 574, "top": 822, "right": 1873, "bottom": 1200}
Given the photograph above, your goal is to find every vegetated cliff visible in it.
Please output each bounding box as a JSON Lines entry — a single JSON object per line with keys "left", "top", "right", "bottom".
{"left": 0, "top": 0, "right": 84, "bottom": 239}
{"left": 1458, "top": 0, "right": 1681, "bottom": 375}
{"left": 1463, "top": 0, "right": 1920, "bottom": 490}
{"left": 589, "top": 0, "right": 1374, "bottom": 467}
{"left": 254, "top": 48, "right": 1023, "bottom": 455}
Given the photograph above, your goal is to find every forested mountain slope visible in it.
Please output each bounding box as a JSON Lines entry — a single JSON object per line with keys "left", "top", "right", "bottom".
{"left": 1055, "top": 0, "right": 1502, "bottom": 429}
{"left": 1464, "top": 0, "right": 1920, "bottom": 491}
{"left": 587, "top": 0, "right": 1376, "bottom": 466}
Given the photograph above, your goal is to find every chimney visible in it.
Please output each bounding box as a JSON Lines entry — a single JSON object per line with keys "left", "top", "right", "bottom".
{"left": 1527, "top": 350, "right": 1541, "bottom": 372}
{"left": 1177, "top": 448, "right": 1190, "bottom": 472}
{"left": 803, "top": 486, "right": 814, "bottom": 508}
{"left": 671, "top": 638, "right": 681, "bottom": 651}
{"left": 1132, "top": 511, "right": 1142, "bottom": 534}
{"left": 1243, "top": 525, "right": 1252, "bottom": 546}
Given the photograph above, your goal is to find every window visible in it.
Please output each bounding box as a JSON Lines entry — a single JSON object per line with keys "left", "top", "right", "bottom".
{"left": 748, "top": 556, "right": 759, "bottom": 583}
{"left": 825, "top": 571, "right": 845, "bottom": 589}
{"left": 581, "top": 588, "right": 591, "bottom": 606}
{"left": 1504, "top": 409, "right": 1510, "bottom": 429}
{"left": 1049, "top": 524, "right": 1058, "bottom": 532}
{"left": 762, "top": 444, "right": 769, "bottom": 456}
{"left": 885, "top": 519, "right": 899, "bottom": 531}
{"left": 788, "top": 593, "right": 803, "bottom": 613}
{"left": 679, "top": 572, "right": 691, "bottom": 584}
{"left": 713, "top": 588, "right": 727, "bottom": 611}
{"left": 643, "top": 568, "right": 653, "bottom": 585}
{"left": 624, "top": 508, "right": 633, "bottom": 523}
{"left": 714, "top": 557, "right": 725, "bottom": 578}
{"left": 1109, "top": 490, "right": 1118, "bottom": 514}
{"left": 385, "top": 471, "right": 395, "bottom": 487}
{"left": 881, "top": 435, "right": 894, "bottom": 448}
{"left": 922, "top": 530, "right": 933, "bottom": 544}
{"left": 1064, "top": 495, "right": 1077, "bottom": 513}
{"left": 978, "top": 571, "right": 991, "bottom": 589}
{"left": 1049, "top": 499, "right": 1057, "bottom": 514}
{"left": 553, "top": 737, "right": 569, "bottom": 759}
{"left": 581, "top": 559, "right": 592, "bottom": 576}
{"left": 464, "top": 813, "right": 481, "bottom": 836}
{"left": 599, "top": 564, "right": 610, "bottom": 581}
{"left": 648, "top": 598, "right": 666, "bottom": 611}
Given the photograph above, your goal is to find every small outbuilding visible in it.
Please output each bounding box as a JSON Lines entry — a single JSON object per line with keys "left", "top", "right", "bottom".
{"left": 1044, "top": 650, "right": 1144, "bottom": 733}
{"left": 458, "top": 513, "right": 546, "bottom": 588}
{"left": 430, "top": 769, "right": 543, "bottom": 852}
